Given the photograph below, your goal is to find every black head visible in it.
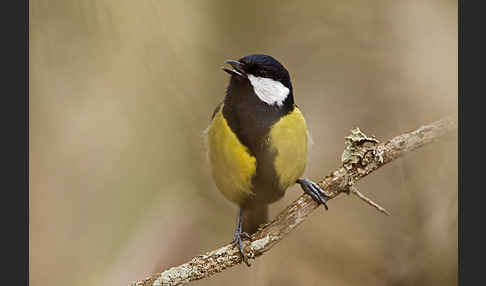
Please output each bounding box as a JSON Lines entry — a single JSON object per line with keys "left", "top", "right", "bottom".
{"left": 223, "top": 54, "right": 294, "bottom": 107}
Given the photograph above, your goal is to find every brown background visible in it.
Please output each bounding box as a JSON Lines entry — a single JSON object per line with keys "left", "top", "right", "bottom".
{"left": 30, "top": 1, "right": 457, "bottom": 285}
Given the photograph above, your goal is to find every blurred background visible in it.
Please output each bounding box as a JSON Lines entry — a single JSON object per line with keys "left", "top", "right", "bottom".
{"left": 30, "top": 1, "right": 457, "bottom": 285}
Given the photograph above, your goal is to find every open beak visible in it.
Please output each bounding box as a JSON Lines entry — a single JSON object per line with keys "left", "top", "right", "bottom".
{"left": 222, "top": 60, "right": 247, "bottom": 78}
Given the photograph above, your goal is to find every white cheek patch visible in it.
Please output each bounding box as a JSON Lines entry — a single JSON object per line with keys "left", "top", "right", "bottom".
{"left": 247, "top": 74, "right": 290, "bottom": 106}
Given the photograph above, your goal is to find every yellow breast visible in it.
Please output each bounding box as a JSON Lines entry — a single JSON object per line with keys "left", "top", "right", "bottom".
{"left": 207, "top": 104, "right": 257, "bottom": 205}
{"left": 269, "top": 107, "right": 308, "bottom": 191}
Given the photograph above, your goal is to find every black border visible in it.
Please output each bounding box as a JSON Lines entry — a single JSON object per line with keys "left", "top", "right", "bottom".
{"left": 2, "top": 0, "right": 28, "bottom": 285}
{"left": 459, "top": 0, "right": 485, "bottom": 285}
{"left": 26, "top": 0, "right": 29, "bottom": 282}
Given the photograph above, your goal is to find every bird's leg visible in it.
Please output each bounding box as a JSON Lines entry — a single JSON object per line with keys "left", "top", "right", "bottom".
{"left": 297, "top": 178, "right": 330, "bottom": 210}
{"left": 232, "top": 208, "right": 252, "bottom": 266}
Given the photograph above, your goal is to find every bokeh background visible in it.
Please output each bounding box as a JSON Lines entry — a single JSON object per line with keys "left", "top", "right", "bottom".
{"left": 30, "top": 1, "right": 457, "bottom": 285}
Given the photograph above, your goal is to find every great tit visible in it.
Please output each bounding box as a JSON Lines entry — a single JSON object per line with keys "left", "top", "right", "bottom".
{"left": 207, "top": 54, "right": 329, "bottom": 265}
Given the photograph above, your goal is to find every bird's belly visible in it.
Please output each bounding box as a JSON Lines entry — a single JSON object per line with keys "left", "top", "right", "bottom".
{"left": 268, "top": 107, "right": 308, "bottom": 192}
{"left": 207, "top": 107, "right": 257, "bottom": 205}
{"left": 207, "top": 105, "right": 308, "bottom": 206}
{"left": 243, "top": 107, "right": 309, "bottom": 205}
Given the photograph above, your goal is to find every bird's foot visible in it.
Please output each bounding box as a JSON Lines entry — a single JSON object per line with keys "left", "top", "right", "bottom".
{"left": 232, "top": 229, "right": 252, "bottom": 266}
{"left": 297, "top": 178, "right": 330, "bottom": 210}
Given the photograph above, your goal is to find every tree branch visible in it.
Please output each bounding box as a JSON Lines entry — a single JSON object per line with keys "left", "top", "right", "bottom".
{"left": 129, "top": 115, "right": 457, "bottom": 286}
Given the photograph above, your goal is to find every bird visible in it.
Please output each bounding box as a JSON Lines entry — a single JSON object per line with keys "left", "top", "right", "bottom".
{"left": 206, "top": 54, "right": 329, "bottom": 265}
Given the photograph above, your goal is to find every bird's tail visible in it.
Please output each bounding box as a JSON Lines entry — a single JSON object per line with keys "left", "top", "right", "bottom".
{"left": 241, "top": 203, "right": 269, "bottom": 234}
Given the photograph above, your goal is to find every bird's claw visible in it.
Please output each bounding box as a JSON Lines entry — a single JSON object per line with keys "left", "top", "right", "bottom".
{"left": 232, "top": 231, "right": 252, "bottom": 266}
{"left": 297, "top": 178, "right": 330, "bottom": 210}
{"left": 240, "top": 232, "right": 251, "bottom": 240}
